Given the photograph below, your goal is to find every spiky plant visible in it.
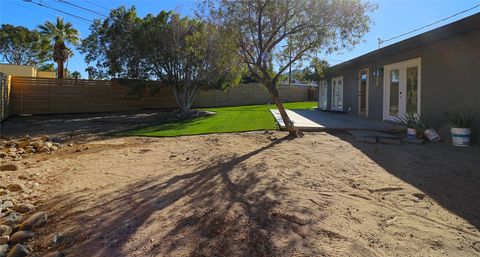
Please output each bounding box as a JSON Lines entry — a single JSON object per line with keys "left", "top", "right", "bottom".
{"left": 447, "top": 108, "right": 474, "bottom": 128}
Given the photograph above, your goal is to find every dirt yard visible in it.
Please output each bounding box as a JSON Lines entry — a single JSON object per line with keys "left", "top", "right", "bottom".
{"left": 2, "top": 131, "right": 477, "bottom": 257}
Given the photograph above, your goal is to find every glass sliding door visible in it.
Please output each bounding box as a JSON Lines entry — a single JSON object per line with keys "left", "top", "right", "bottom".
{"left": 389, "top": 69, "right": 400, "bottom": 116}
{"left": 406, "top": 66, "right": 418, "bottom": 114}
{"left": 358, "top": 69, "right": 369, "bottom": 117}
{"left": 319, "top": 80, "right": 328, "bottom": 110}
{"left": 383, "top": 58, "right": 421, "bottom": 121}
{"left": 331, "top": 77, "right": 343, "bottom": 111}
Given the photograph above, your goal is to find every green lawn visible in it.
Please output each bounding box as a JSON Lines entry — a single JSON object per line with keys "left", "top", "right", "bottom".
{"left": 118, "top": 101, "right": 317, "bottom": 137}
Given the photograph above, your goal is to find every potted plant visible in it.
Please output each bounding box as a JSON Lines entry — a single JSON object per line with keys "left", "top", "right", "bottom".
{"left": 417, "top": 113, "right": 441, "bottom": 142}
{"left": 396, "top": 113, "right": 419, "bottom": 139}
{"left": 447, "top": 109, "right": 474, "bottom": 147}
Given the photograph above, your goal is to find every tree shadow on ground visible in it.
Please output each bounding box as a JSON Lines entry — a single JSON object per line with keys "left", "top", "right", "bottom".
{"left": 333, "top": 131, "right": 480, "bottom": 230}
{"left": 36, "top": 135, "right": 317, "bottom": 256}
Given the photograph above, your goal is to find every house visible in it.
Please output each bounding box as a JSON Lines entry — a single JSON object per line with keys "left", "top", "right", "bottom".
{"left": 319, "top": 13, "right": 480, "bottom": 142}
{"left": 0, "top": 64, "right": 56, "bottom": 78}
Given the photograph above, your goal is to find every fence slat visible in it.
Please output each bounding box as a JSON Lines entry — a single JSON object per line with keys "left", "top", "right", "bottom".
{"left": 8, "top": 77, "right": 312, "bottom": 115}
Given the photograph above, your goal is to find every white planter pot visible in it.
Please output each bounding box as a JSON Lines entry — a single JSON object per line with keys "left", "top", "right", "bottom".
{"left": 451, "top": 127, "right": 471, "bottom": 147}
{"left": 425, "top": 129, "right": 441, "bottom": 142}
{"left": 407, "top": 128, "right": 417, "bottom": 139}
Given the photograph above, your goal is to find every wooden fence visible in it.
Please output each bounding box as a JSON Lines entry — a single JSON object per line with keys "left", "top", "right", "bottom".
{"left": 0, "top": 73, "right": 11, "bottom": 121}
{"left": 5, "top": 77, "right": 312, "bottom": 116}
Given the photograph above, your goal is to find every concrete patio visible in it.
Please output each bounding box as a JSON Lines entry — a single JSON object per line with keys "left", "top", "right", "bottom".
{"left": 270, "top": 109, "right": 403, "bottom": 132}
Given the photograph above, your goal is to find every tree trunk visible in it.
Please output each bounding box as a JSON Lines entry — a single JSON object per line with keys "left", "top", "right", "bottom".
{"left": 173, "top": 85, "right": 199, "bottom": 113}
{"left": 57, "top": 59, "right": 64, "bottom": 79}
{"left": 267, "top": 84, "right": 302, "bottom": 137}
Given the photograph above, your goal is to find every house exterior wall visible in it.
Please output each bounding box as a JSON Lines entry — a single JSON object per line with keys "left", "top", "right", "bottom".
{"left": 0, "top": 64, "right": 36, "bottom": 77}
{"left": 37, "top": 71, "right": 57, "bottom": 78}
{"left": 327, "top": 29, "right": 480, "bottom": 142}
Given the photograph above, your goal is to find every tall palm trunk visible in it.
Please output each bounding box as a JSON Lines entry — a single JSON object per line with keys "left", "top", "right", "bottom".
{"left": 57, "top": 59, "right": 64, "bottom": 78}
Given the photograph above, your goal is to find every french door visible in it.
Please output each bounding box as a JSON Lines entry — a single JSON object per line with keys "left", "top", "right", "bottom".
{"left": 319, "top": 80, "right": 328, "bottom": 110}
{"left": 383, "top": 58, "right": 421, "bottom": 121}
{"left": 358, "top": 69, "right": 369, "bottom": 117}
{"left": 331, "top": 77, "right": 343, "bottom": 111}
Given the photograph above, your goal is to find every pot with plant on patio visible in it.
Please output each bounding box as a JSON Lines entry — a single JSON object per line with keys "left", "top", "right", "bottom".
{"left": 448, "top": 108, "right": 474, "bottom": 147}
{"left": 397, "top": 113, "right": 419, "bottom": 139}
{"left": 415, "top": 113, "right": 441, "bottom": 142}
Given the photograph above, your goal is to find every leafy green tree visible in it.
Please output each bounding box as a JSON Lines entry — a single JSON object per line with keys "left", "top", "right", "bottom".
{"left": 39, "top": 17, "right": 79, "bottom": 78}
{"left": 38, "top": 63, "right": 55, "bottom": 71}
{"left": 138, "top": 13, "right": 242, "bottom": 112}
{"left": 0, "top": 24, "right": 49, "bottom": 65}
{"left": 81, "top": 7, "right": 242, "bottom": 112}
{"left": 302, "top": 58, "right": 330, "bottom": 84}
{"left": 200, "top": 0, "right": 375, "bottom": 136}
{"left": 68, "top": 71, "right": 82, "bottom": 79}
{"left": 79, "top": 6, "right": 144, "bottom": 79}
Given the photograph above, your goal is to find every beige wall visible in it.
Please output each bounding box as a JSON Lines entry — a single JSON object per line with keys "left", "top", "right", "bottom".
{"left": 0, "top": 64, "right": 36, "bottom": 77}
{"left": 37, "top": 71, "right": 57, "bottom": 78}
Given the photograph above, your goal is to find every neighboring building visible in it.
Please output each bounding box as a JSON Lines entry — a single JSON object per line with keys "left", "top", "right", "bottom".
{"left": 320, "top": 13, "right": 480, "bottom": 142}
{"left": 0, "top": 64, "right": 56, "bottom": 78}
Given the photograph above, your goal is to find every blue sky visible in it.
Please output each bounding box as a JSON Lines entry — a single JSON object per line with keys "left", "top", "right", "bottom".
{"left": 1, "top": 0, "right": 479, "bottom": 77}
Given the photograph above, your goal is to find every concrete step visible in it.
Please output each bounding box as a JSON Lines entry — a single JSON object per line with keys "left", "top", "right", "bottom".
{"left": 349, "top": 130, "right": 402, "bottom": 144}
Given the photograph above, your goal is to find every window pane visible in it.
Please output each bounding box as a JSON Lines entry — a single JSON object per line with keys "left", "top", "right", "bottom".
{"left": 360, "top": 71, "right": 367, "bottom": 113}
{"left": 406, "top": 66, "right": 418, "bottom": 114}
{"left": 389, "top": 70, "right": 399, "bottom": 115}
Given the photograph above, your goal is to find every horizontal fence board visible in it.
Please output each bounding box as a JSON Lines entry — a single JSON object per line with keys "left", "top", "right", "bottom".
{"left": 7, "top": 77, "right": 313, "bottom": 115}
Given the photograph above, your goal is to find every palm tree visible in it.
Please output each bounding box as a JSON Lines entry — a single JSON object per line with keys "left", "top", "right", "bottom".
{"left": 38, "top": 17, "right": 79, "bottom": 79}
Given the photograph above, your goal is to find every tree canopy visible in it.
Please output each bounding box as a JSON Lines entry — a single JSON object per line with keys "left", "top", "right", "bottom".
{"left": 200, "top": 0, "right": 375, "bottom": 135}
{"left": 0, "top": 24, "right": 49, "bottom": 66}
{"left": 80, "top": 7, "right": 242, "bottom": 112}
{"left": 39, "top": 17, "right": 80, "bottom": 78}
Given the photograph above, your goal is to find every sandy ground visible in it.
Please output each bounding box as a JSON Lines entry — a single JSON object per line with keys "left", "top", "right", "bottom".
{"left": 11, "top": 132, "right": 480, "bottom": 257}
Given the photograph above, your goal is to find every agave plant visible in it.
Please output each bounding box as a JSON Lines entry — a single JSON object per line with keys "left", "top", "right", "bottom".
{"left": 447, "top": 108, "right": 474, "bottom": 128}
{"left": 396, "top": 112, "right": 419, "bottom": 129}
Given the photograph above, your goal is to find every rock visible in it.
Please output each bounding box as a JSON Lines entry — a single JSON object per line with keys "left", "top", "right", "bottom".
{"left": 40, "top": 136, "right": 51, "bottom": 142}
{"left": 1, "top": 201, "right": 13, "bottom": 208}
{"left": 19, "top": 212, "right": 47, "bottom": 230}
{"left": 33, "top": 141, "right": 43, "bottom": 149}
{"left": 20, "top": 136, "right": 30, "bottom": 142}
{"left": 49, "top": 146, "right": 58, "bottom": 152}
{"left": 0, "top": 153, "right": 6, "bottom": 159}
{"left": 12, "top": 204, "right": 34, "bottom": 214}
{"left": 0, "top": 225, "right": 12, "bottom": 236}
{"left": 9, "top": 231, "right": 34, "bottom": 244}
{"left": 24, "top": 148, "right": 34, "bottom": 154}
{"left": 37, "top": 146, "right": 49, "bottom": 153}
{"left": 6, "top": 149, "right": 16, "bottom": 153}
{"left": 52, "top": 143, "right": 61, "bottom": 148}
{"left": 0, "top": 244, "right": 8, "bottom": 257}
{"left": 16, "top": 142, "right": 29, "bottom": 150}
{"left": 41, "top": 251, "right": 63, "bottom": 257}
{"left": 1, "top": 164, "right": 18, "bottom": 172}
{"left": 6, "top": 244, "right": 29, "bottom": 257}
{"left": 67, "top": 143, "right": 73, "bottom": 147}
{"left": 6, "top": 184, "right": 23, "bottom": 192}
{"left": 0, "top": 213, "right": 22, "bottom": 227}
{"left": 44, "top": 142, "right": 52, "bottom": 148}
{"left": 0, "top": 236, "right": 8, "bottom": 245}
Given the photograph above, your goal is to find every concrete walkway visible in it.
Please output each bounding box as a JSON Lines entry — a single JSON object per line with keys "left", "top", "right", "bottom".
{"left": 270, "top": 109, "right": 403, "bottom": 132}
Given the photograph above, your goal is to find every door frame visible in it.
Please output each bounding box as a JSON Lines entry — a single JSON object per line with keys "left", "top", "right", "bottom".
{"left": 318, "top": 80, "right": 328, "bottom": 110}
{"left": 331, "top": 76, "right": 343, "bottom": 111}
{"left": 383, "top": 58, "right": 421, "bottom": 121}
{"left": 358, "top": 68, "right": 369, "bottom": 117}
